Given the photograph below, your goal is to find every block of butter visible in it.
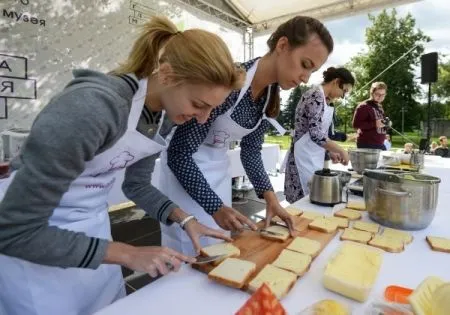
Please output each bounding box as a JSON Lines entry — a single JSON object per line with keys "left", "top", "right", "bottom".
{"left": 323, "top": 241, "right": 383, "bottom": 302}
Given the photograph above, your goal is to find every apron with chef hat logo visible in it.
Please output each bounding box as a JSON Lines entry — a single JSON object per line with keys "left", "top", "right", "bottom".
{"left": 0, "top": 77, "right": 168, "bottom": 315}
{"left": 293, "top": 85, "right": 334, "bottom": 196}
{"left": 157, "top": 59, "right": 286, "bottom": 255}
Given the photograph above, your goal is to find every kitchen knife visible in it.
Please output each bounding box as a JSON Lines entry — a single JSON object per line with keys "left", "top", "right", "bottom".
{"left": 166, "top": 254, "right": 226, "bottom": 270}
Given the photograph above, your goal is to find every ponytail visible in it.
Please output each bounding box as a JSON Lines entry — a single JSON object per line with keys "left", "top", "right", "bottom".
{"left": 113, "top": 16, "right": 244, "bottom": 90}
{"left": 265, "top": 85, "right": 280, "bottom": 118}
{"left": 112, "top": 17, "right": 178, "bottom": 78}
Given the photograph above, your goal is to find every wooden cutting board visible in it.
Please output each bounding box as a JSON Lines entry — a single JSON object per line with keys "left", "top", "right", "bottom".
{"left": 192, "top": 216, "right": 338, "bottom": 291}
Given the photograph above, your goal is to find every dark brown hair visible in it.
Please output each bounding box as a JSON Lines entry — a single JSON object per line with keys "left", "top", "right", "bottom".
{"left": 323, "top": 67, "right": 355, "bottom": 86}
{"left": 265, "top": 16, "right": 334, "bottom": 118}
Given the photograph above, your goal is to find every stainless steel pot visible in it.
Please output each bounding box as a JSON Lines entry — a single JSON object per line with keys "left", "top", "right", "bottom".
{"left": 309, "top": 169, "right": 344, "bottom": 206}
{"left": 363, "top": 170, "right": 440, "bottom": 230}
{"left": 349, "top": 148, "right": 381, "bottom": 174}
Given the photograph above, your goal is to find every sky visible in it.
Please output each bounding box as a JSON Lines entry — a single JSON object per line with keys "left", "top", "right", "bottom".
{"left": 251, "top": 0, "right": 450, "bottom": 101}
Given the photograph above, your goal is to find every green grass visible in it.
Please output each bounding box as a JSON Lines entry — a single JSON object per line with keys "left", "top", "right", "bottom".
{"left": 264, "top": 132, "right": 439, "bottom": 150}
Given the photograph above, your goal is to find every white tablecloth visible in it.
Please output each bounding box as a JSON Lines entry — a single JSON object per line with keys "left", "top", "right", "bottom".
{"left": 107, "top": 144, "right": 280, "bottom": 206}
{"left": 97, "top": 157, "right": 450, "bottom": 315}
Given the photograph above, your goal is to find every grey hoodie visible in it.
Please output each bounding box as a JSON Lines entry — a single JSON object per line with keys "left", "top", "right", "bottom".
{"left": 0, "top": 69, "right": 177, "bottom": 269}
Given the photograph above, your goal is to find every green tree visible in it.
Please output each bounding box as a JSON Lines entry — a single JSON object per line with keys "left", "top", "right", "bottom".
{"left": 278, "top": 85, "right": 310, "bottom": 129}
{"left": 345, "top": 9, "right": 430, "bottom": 132}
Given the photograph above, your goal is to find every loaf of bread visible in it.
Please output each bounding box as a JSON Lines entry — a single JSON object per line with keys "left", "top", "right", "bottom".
{"left": 426, "top": 236, "right": 450, "bottom": 253}
{"left": 286, "top": 237, "right": 321, "bottom": 257}
{"left": 346, "top": 200, "right": 366, "bottom": 211}
{"left": 323, "top": 242, "right": 383, "bottom": 302}
{"left": 200, "top": 242, "right": 240, "bottom": 265}
{"left": 272, "top": 249, "right": 312, "bottom": 276}
{"left": 340, "top": 228, "right": 373, "bottom": 244}
{"left": 260, "top": 226, "right": 290, "bottom": 242}
{"left": 382, "top": 227, "right": 413, "bottom": 244}
{"left": 368, "top": 234, "right": 404, "bottom": 253}
{"left": 208, "top": 258, "right": 256, "bottom": 289}
{"left": 353, "top": 221, "right": 380, "bottom": 234}
{"left": 309, "top": 217, "right": 338, "bottom": 233}
{"left": 301, "top": 211, "right": 325, "bottom": 220}
{"left": 248, "top": 264, "right": 297, "bottom": 299}
{"left": 334, "top": 209, "right": 362, "bottom": 220}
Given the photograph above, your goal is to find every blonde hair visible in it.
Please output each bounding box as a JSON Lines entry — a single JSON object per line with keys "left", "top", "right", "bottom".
{"left": 370, "top": 82, "right": 387, "bottom": 95}
{"left": 112, "top": 16, "right": 244, "bottom": 90}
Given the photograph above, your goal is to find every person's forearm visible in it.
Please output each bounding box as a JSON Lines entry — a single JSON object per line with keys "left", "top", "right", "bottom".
{"left": 168, "top": 208, "right": 190, "bottom": 224}
{"left": 103, "top": 242, "right": 135, "bottom": 266}
{"left": 263, "top": 190, "right": 279, "bottom": 206}
{"left": 323, "top": 139, "right": 344, "bottom": 154}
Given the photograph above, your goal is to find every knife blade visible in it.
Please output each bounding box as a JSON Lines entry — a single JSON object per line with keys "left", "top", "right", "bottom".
{"left": 252, "top": 214, "right": 301, "bottom": 232}
{"left": 241, "top": 225, "right": 284, "bottom": 236}
{"left": 166, "top": 254, "right": 226, "bottom": 270}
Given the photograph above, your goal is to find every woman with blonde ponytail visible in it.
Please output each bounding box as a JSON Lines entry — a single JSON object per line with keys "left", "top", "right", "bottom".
{"left": 0, "top": 16, "right": 243, "bottom": 315}
{"left": 160, "top": 16, "right": 335, "bottom": 255}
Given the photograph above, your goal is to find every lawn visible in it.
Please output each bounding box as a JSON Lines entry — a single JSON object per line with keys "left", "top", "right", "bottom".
{"left": 265, "top": 131, "right": 438, "bottom": 151}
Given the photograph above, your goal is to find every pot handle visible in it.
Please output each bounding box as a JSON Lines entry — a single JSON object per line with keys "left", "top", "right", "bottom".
{"left": 376, "top": 187, "right": 412, "bottom": 197}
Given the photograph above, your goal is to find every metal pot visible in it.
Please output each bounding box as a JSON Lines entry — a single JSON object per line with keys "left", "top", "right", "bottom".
{"left": 309, "top": 168, "right": 344, "bottom": 206}
{"left": 363, "top": 170, "right": 440, "bottom": 230}
{"left": 349, "top": 148, "right": 381, "bottom": 174}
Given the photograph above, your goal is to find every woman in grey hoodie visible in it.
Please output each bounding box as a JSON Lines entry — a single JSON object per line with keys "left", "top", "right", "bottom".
{"left": 0, "top": 16, "right": 244, "bottom": 315}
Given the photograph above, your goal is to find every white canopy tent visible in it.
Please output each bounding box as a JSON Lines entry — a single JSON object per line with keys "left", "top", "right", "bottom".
{"left": 175, "top": 0, "right": 421, "bottom": 58}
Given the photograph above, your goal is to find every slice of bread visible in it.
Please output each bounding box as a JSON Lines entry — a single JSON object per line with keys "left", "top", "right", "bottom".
{"left": 334, "top": 209, "right": 362, "bottom": 220}
{"left": 426, "top": 236, "right": 450, "bottom": 253}
{"left": 382, "top": 228, "right": 413, "bottom": 244}
{"left": 301, "top": 211, "right": 325, "bottom": 220}
{"left": 353, "top": 221, "right": 380, "bottom": 234}
{"left": 309, "top": 217, "right": 338, "bottom": 233}
{"left": 286, "top": 237, "right": 322, "bottom": 257}
{"left": 272, "top": 249, "right": 312, "bottom": 276}
{"left": 208, "top": 258, "right": 256, "bottom": 289}
{"left": 326, "top": 216, "right": 349, "bottom": 229}
{"left": 260, "top": 225, "right": 290, "bottom": 242}
{"left": 248, "top": 264, "right": 297, "bottom": 299}
{"left": 346, "top": 201, "right": 366, "bottom": 211}
{"left": 200, "top": 242, "right": 240, "bottom": 266}
{"left": 284, "top": 206, "right": 303, "bottom": 216}
{"left": 340, "top": 228, "right": 373, "bottom": 244}
{"left": 368, "top": 234, "right": 404, "bottom": 253}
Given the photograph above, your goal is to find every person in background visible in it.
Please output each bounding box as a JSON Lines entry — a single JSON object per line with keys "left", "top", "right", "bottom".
{"left": 403, "top": 143, "right": 413, "bottom": 154}
{"left": 284, "top": 67, "right": 354, "bottom": 204}
{"left": 352, "top": 82, "right": 388, "bottom": 150}
{"left": 430, "top": 141, "right": 438, "bottom": 153}
{"left": 435, "top": 136, "right": 449, "bottom": 157}
{"left": 384, "top": 134, "right": 392, "bottom": 151}
{"left": 158, "top": 16, "right": 334, "bottom": 255}
{"left": 0, "top": 16, "right": 242, "bottom": 315}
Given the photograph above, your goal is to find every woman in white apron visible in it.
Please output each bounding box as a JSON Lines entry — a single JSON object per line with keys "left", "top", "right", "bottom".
{"left": 0, "top": 17, "right": 242, "bottom": 315}
{"left": 157, "top": 16, "right": 334, "bottom": 255}
{"left": 284, "top": 67, "right": 355, "bottom": 203}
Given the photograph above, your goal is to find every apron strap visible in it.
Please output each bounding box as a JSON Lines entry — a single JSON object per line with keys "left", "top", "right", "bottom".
{"left": 227, "top": 59, "right": 260, "bottom": 116}
{"left": 265, "top": 116, "right": 286, "bottom": 135}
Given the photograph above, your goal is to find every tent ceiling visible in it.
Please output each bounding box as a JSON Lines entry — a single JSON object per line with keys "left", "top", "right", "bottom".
{"left": 177, "top": 0, "right": 421, "bottom": 34}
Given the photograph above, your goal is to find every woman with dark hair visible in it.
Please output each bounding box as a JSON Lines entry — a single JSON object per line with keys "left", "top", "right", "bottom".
{"left": 284, "top": 67, "right": 354, "bottom": 203}
{"left": 158, "top": 16, "right": 334, "bottom": 255}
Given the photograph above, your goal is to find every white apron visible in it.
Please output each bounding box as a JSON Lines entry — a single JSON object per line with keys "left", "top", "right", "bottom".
{"left": 158, "top": 59, "right": 285, "bottom": 255}
{"left": 293, "top": 86, "right": 334, "bottom": 195}
{"left": 0, "top": 78, "right": 167, "bottom": 315}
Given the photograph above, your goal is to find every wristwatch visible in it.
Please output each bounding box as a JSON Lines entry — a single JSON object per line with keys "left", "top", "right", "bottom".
{"left": 179, "top": 215, "right": 197, "bottom": 230}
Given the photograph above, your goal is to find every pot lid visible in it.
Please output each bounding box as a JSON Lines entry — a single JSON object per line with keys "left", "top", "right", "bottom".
{"left": 314, "top": 168, "right": 338, "bottom": 177}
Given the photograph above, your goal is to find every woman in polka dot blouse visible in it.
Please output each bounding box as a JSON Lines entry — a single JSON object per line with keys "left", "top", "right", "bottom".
{"left": 158, "top": 16, "right": 334, "bottom": 255}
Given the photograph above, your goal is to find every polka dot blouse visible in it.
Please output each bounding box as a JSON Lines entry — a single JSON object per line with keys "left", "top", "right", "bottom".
{"left": 167, "top": 58, "right": 276, "bottom": 215}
